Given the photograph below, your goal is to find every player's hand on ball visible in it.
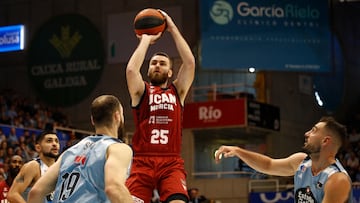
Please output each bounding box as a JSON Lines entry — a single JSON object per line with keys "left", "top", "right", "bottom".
{"left": 137, "top": 32, "right": 162, "bottom": 44}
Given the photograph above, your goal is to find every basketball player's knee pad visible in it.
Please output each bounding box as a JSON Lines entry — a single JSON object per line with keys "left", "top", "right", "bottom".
{"left": 165, "top": 193, "right": 188, "bottom": 203}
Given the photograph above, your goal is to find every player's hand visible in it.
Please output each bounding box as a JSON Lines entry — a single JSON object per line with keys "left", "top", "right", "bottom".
{"left": 158, "top": 9, "right": 175, "bottom": 32}
{"left": 214, "top": 146, "right": 237, "bottom": 163}
{"left": 214, "top": 149, "right": 223, "bottom": 164}
{"left": 137, "top": 32, "right": 162, "bottom": 44}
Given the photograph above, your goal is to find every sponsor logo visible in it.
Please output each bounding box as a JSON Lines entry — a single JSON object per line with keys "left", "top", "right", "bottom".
{"left": 199, "top": 106, "right": 222, "bottom": 122}
{"left": 74, "top": 155, "right": 87, "bottom": 165}
{"left": 149, "top": 92, "right": 176, "bottom": 112}
{"left": 0, "top": 24, "right": 24, "bottom": 52}
{"left": 28, "top": 14, "right": 104, "bottom": 106}
{"left": 295, "top": 187, "right": 316, "bottom": 203}
{"left": 209, "top": 1, "right": 321, "bottom": 25}
{"left": 210, "top": 0, "right": 234, "bottom": 25}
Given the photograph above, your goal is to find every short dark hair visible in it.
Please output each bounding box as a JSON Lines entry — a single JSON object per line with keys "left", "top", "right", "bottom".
{"left": 36, "top": 130, "right": 57, "bottom": 144}
{"left": 151, "top": 51, "right": 172, "bottom": 67}
{"left": 91, "top": 95, "right": 121, "bottom": 128}
{"left": 320, "top": 116, "right": 347, "bottom": 150}
{"left": 152, "top": 51, "right": 169, "bottom": 58}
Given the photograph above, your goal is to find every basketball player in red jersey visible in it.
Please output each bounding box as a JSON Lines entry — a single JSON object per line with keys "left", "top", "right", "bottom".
{"left": 0, "top": 155, "right": 23, "bottom": 202}
{"left": 125, "top": 9, "right": 195, "bottom": 203}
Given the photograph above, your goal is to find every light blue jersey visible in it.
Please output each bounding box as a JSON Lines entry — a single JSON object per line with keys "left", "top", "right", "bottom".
{"left": 53, "top": 135, "right": 127, "bottom": 203}
{"left": 23, "top": 158, "right": 53, "bottom": 203}
{"left": 294, "top": 156, "right": 353, "bottom": 203}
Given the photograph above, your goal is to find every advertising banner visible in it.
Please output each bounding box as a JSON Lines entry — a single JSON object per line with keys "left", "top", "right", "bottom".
{"left": 27, "top": 14, "right": 104, "bottom": 106}
{"left": 200, "top": 0, "right": 331, "bottom": 72}
{"left": 247, "top": 100, "right": 280, "bottom": 131}
{"left": 183, "top": 99, "right": 246, "bottom": 128}
{"left": 0, "top": 24, "right": 24, "bottom": 52}
{"left": 249, "top": 191, "right": 294, "bottom": 203}
{"left": 250, "top": 187, "right": 360, "bottom": 203}
{"left": 184, "top": 98, "right": 280, "bottom": 131}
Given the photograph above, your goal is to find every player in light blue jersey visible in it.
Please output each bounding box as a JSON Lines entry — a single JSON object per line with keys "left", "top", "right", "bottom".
{"left": 28, "top": 95, "right": 133, "bottom": 203}
{"left": 8, "top": 131, "right": 60, "bottom": 203}
{"left": 215, "top": 116, "right": 352, "bottom": 203}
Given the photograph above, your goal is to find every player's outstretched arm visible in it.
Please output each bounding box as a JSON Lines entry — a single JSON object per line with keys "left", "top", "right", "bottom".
{"left": 215, "top": 145, "right": 307, "bottom": 176}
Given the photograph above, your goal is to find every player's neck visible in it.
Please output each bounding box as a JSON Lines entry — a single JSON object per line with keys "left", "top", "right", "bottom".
{"left": 150, "top": 81, "right": 168, "bottom": 88}
{"left": 39, "top": 155, "right": 56, "bottom": 167}
{"left": 95, "top": 127, "right": 117, "bottom": 138}
{"left": 311, "top": 157, "right": 336, "bottom": 176}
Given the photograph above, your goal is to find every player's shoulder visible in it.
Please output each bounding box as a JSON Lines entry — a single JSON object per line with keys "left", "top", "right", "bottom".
{"left": 21, "top": 159, "right": 41, "bottom": 172}
{"left": 324, "top": 171, "right": 352, "bottom": 200}
{"left": 286, "top": 152, "right": 308, "bottom": 169}
{"left": 289, "top": 152, "right": 308, "bottom": 160}
{"left": 12, "top": 160, "right": 40, "bottom": 182}
{"left": 24, "top": 159, "right": 39, "bottom": 167}
{"left": 109, "top": 142, "right": 131, "bottom": 150}
{"left": 328, "top": 171, "right": 351, "bottom": 184}
{"left": 108, "top": 143, "right": 132, "bottom": 155}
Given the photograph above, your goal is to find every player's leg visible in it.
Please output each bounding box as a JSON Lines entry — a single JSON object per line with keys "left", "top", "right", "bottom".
{"left": 126, "top": 157, "right": 154, "bottom": 203}
{"left": 157, "top": 157, "right": 189, "bottom": 203}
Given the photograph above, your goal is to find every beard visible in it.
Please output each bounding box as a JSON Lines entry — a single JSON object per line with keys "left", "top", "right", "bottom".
{"left": 9, "top": 167, "right": 20, "bottom": 177}
{"left": 149, "top": 71, "right": 168, "bottom": 86}
{"left": 43, "top": 151, "right": 59, "bottom": 159}
{"left": 302, "top": 143, "right": 321, "bottom": 154}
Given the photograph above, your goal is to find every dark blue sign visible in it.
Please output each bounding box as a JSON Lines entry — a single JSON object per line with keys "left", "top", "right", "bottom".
{"left": 353, "top": 187, "right": 360, "bottom": 203}
{"left": 250, "top": 187, "right": 360, "bottom": 203}
{"left": 247, "top": 100, "right": 280, "bottom": 131}
{"left": 200, "top": 0, "right": 331, "bottom": 72}
{"left": 0, "top": 24, "right": 25, "bottom": 52}
{"left": 250, "top": 191, "right": 294, "bottom": 203}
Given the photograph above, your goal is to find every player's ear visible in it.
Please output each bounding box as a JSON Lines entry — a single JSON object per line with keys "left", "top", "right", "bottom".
{"left": 35, "top": 143, "right": 41, "bottom": 152}
{"left": 322, "top": 136, "right": 331, "bottom": 145}
{"left": 114, "top": 110, "right": 121, "bottom": 123}
{"left": 168, "top": 69, "right": 173, "bottom": 78}
{"left": 90, "top": 115, "right": 95, "bottom": 126}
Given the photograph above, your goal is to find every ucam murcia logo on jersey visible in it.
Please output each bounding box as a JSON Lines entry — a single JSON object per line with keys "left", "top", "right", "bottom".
{"left": 149, "top": 92, "right": 177, "bottom": 112}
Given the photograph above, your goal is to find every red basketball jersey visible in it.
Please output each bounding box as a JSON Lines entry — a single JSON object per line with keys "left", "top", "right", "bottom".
{"left": 0, "top": 180, "right": 9, "bottom": 202}
{"left": 132, "top": 83, "right": 183, "bottom": 155}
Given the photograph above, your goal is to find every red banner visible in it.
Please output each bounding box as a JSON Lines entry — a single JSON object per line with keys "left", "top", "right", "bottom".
{"left": 183, "top": 99, "right": 246, "bottom": 129}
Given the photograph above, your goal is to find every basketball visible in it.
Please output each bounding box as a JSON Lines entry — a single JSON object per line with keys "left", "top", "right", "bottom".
{"left": 134, "top": 8, "right": 166, "bottom": 35}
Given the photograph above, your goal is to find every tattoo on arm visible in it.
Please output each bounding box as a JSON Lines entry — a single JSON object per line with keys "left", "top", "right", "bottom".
{"left": 15, "top": 175, "right": 24, "bottom": 183}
